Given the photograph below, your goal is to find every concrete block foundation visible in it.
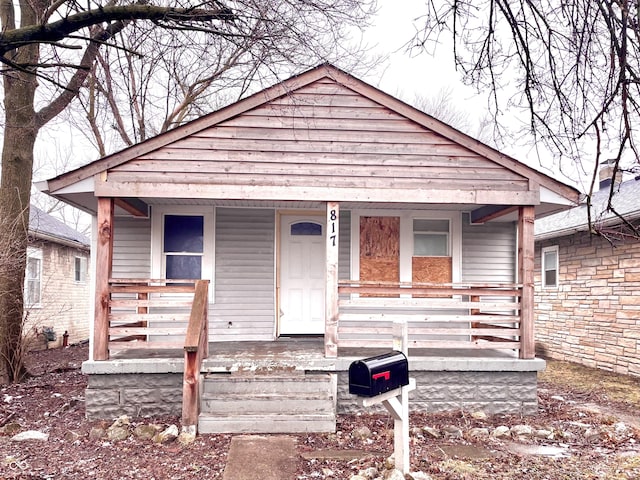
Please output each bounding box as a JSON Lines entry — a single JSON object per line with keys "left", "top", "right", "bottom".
{"left": 83, "top": 354, "right": 544, "bottom": 420}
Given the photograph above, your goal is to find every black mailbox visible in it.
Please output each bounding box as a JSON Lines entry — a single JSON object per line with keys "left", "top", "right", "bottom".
{"left": 348, "top": 351, "right": 409, "bottom": 397}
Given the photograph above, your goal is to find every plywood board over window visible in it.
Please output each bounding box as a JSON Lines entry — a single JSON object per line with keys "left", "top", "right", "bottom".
{"left": 359, "top": 216, "right": 400, "bottom": 286}
{"left": 412, "top": 256, "right": 452, "bottom": 298}
{"left": 412, "top": 257, "right": 452, "bottom": 284}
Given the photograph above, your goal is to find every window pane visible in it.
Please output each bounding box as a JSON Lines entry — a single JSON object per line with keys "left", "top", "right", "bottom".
{"left": 27, "top": 257, "right": 40, "bottom": 279}
{"left": 545, "top": 270, "right": 557, "bottom": 287}
{"left": 166, "top": 255, "right": 201, "bottom": 280}
{"left": 544, "top": 250, "right": 557, "bottom": 270}
{"left": 414, "top": 233, "right": 448, "bottom": 256}
{"left": 26, "top": 257, "right": 41, "bottom": 305}
{"left": 75, "top": 257, "right": 82, "bottom": 282}
{"left": 291, "top": 222, "right": 322, "bottom": 236}
{"left": 413, "top": 219, "right": 449, "bottom": 232}
{"left": 164, "top": 215, "right": 203, "bottom": 253}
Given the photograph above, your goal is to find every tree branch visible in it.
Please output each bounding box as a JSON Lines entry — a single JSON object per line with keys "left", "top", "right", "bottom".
{"left": 0, "top": 3, "right": 235, "bottom": 56}
{"left": 35, "top": 21, "right": 127, "bottom": 128}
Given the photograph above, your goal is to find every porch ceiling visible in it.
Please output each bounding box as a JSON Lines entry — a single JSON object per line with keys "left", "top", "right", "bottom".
{"left": 42, "top": 192, "right": 567, "bottom": 222}
{"left": 146, "top": 198, "right": 478, "bottom": 211}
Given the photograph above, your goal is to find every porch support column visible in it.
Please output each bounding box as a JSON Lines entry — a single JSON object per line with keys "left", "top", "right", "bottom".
{"left": 94, "top": 197, "right": 114, "bottom": 361}
{"left": 518, "top": 206, "right": 535, "bottom": 359}
{"left": 325, "top": 202, "right": 339, "bottom": 357}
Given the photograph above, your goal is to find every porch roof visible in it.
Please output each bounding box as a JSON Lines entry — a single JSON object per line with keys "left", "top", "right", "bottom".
{"left": 37, "top": 63, "right": 580, "bottom": 222}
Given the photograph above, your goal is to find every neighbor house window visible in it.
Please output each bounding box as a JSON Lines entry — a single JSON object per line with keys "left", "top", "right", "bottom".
{"left": 542, "top": 246, "right": 559, "bottom": 288}
{"left": 74, "top": 256, "right": 87, "bottom": 283}
{"left": 25, "top": 248, "right": 42, "bottom": 307}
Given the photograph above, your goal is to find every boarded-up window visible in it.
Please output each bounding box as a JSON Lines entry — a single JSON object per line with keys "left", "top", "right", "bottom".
{"left": 359, "top": 216, "right": 400, "bottom": 285}
{"left": 412, "top": 219, "right": 452, "bottom": 285}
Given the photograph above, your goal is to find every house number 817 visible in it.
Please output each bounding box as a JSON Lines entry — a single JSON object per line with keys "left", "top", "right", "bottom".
{"left": 329, "top": 209, "right": 337, "bottom": 247}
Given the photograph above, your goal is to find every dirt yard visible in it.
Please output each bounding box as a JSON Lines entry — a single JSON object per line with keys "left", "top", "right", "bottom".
{"left": 1, "top": 345, "right": 639, "bottom": 479}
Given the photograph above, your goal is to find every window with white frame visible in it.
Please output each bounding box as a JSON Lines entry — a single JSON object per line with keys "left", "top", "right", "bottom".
{"left": 351, "top": 211, "right": 461, "bottom": 286}
{"left": 163, "top": 214, "right": 204, "bottom": 280}
{"left": 151, "top": 206, "right": 214, "bottom": 298}
{"left": 541, "top": 245, "right": 559, "bottom": 288}
{"left": 25, "top": 248, "right": 43, "bottom": 307}
{"left": 413, "top": 219, "right": 450, "bottom": 256}
{"left": 74, "top": 256, "right": 87, "bottom": 283}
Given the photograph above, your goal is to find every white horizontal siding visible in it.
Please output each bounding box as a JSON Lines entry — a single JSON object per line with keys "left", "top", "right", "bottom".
{"left": 339, "top": 210, "right": 351, "bottom": 281}
{"left": 462, "top": 214, "right": 516, "bottom": 283}
{"left": 112, "top": 217, "right": 151, "bottom": 278}
{"left": 210, "top": 207, "right": 275, "bottom": 341}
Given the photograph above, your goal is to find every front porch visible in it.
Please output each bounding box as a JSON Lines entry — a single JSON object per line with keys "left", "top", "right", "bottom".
{"left": 83, "top": 198, "right": 542, "bottom": 433}
{"left": 83, "top": 336, "right": 544, "bottom": 432}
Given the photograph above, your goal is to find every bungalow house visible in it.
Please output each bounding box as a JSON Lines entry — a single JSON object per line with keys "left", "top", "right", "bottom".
{"left": 38, "top": 64, "right": 579, "bottom": 433}
{"left": 534, "top": 163, "right": 640, "bottom": 377}
{"left": 25, "top": 205, "right": 90, "bottom": 349}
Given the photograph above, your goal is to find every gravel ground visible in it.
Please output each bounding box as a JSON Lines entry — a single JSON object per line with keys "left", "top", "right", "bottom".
{"left": 0, "top": 345, "right": 639, "bottom": 479}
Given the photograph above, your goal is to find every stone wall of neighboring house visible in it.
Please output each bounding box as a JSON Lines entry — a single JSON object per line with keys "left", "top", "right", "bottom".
{"left": 535, "top": 231, "right": 640, "bottom": 377}
{"left": 24, "top": 239, "right": 90, "bottom": 350}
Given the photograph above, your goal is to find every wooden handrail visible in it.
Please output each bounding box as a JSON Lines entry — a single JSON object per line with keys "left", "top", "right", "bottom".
{"left": 181, "top": 280, "right": 209, "bottom": 435}
{"left": 334, "top": 281, "right": 524, "bottom": 353}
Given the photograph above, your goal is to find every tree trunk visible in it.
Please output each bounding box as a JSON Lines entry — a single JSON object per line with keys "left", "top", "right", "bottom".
{"left": 0, "top": 76, "right": 38, "bottom": 381}
{"left": 0, "top": 3, "right": 39, "bottom": 382}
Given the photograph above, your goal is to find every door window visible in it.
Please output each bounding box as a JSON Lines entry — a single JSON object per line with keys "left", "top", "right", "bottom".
{"left": 291, "top": 222, "right": 322, "bottom": 236}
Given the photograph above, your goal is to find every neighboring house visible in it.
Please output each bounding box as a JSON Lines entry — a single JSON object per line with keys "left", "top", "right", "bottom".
{"left": 535, "top": 164, "right": 640, "bottom": 377}
{"left": 25, "top": 205, "right": 91, "bottom": 349}
{"left": 38, "top": 64, "right": 579, "bottom": 433}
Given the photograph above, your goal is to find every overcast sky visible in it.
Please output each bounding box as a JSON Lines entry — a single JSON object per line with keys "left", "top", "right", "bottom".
{"left": 360, "top": 1, "right": 586, "bottom": 190}
{"left": 362, "top": 1, "right": 485, "bottom": 113}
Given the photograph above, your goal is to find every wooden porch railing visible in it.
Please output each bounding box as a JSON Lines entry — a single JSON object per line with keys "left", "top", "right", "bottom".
{"left": 105, "top": 278, "right": 210, "bottom": 433}
{"left": 336, "top": 281, "right": 524, "bottom": 353}
{"left": 182, "top": 280, "right": 209, "bottom": 435}
{"left": 106, "top": 278, "right": 200, "bottom": 352}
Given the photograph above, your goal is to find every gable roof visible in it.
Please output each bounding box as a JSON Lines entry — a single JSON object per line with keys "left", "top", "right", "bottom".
{"left": 535, "top": 177, "right": 640, "bottom": 240}
{"left": 29, "top": 205, "right": 90, "bottom": 249}
{"left": 39, "top": 63, "right": 579, "bottom": 211}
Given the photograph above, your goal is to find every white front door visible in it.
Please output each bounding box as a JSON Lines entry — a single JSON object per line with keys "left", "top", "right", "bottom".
{"left": 279, "top": 215, "right": 325, "bottom": 335}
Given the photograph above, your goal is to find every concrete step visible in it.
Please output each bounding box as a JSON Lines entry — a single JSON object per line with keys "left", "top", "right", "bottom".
{"left": 202, "top": 373, "right": 334, "bottom": 396}
{"left": 198, "top": 413, "right": 336, "bottom": 434}
{"left": 198, "top": 372, "right": 336, "bottom": 433}
{"left": 201, "top": 394, "right": 335, "bottom": 415}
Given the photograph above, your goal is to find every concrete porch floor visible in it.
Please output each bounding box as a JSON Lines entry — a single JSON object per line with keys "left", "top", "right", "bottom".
{"left": 83, "top": 337, "right": 544, "bottom": 375}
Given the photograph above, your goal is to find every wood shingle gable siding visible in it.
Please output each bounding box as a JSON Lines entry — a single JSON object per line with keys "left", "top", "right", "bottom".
{"left": 103, "top": 79, "right": 532, "bottom": 203}
{"left": 45, "top": 64, "right": 578, "bottom": 207}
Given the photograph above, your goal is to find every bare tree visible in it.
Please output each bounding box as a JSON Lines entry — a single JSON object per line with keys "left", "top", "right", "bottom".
{"left": 64, "top": 2, "right": 377, "bottom": 154}
{"left": 412, "top": 1, "right": 640, "bottom": 233}
{"left": 413, "top": 87, "right": 496, "bottom": 146}
{"left": 0, "top": 0, "right": 375, "bottom": 382}
{"left": 0, "top": 205, "right": 28, "bottom": 382}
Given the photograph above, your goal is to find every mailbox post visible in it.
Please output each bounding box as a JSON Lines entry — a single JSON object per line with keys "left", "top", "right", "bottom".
{"left": 348, "top": 320, "right": 414, "bottom": 474}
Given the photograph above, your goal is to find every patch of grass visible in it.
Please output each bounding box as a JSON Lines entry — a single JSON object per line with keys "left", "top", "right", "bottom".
{"left": 435, "top": 459, "right": 482, "bottom": 477}
{"left": 539, "top": 359, "right": 640, "bottom": 408}
{"left": 607, "top": 455, "right": 640, "bottom": 480}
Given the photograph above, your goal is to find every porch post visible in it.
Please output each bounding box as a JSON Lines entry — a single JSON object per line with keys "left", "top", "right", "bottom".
{"left": 325, "top": 202, "right": 339, "bottom": 357}
{"left": 94, "top": 197, "right": 114, "bottom": 361}
{"left": 518, "top": 206, "right": 535, "bottom": 359}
